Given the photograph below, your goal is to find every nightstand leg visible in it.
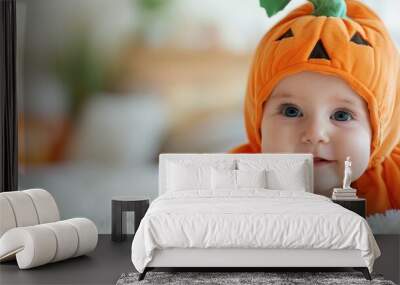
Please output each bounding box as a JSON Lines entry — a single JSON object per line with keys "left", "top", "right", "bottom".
{"left": 112, "top": 201, "right": 123, "bottom": 241}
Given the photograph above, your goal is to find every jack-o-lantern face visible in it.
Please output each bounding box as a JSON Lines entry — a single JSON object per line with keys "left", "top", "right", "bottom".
{"left": 266, "top": 15, "right": 376, "bottom": 86}
{"left": 275, "top": 28, "right": 371, "bottom": 60}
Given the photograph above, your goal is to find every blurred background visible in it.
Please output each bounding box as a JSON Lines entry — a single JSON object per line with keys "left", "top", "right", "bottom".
{"left": 16, "top": 0, "right": 400, "bottom": 233}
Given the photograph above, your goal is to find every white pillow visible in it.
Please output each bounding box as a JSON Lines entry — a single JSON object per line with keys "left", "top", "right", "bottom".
{"left": 167, "top": 160, "right": 235, "bottom": 191}
{"left": 237, "top": 169, "right": 267, "bottom": 188}
{"left": 267, "top": 168, "right": 307, "bottom": 191}
{"left": 211, "top": 168, "right": 267, "bottom": 190}
{"left": 211, "top": 168, "right": 236, "bottom": 189}
{"left": 237, "top": 159, "right": 309, "bottom": 192}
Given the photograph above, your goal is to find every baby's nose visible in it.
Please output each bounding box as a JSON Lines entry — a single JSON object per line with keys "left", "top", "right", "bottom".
{"left": 300, "top": 120, "right": 330, "bottom": 145}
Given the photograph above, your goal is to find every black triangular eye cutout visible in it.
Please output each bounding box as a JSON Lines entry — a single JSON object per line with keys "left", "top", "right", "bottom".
{"left": 309, "top": 40, "right": 330, "bottom": 60}
{"left": 276, "top": 28, "right": 294, "bottom": 41}
{"left": 350, "top": 32, "right": 371, "bottom": 47}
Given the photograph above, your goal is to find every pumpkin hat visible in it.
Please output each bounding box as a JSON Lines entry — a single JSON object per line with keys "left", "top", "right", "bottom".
{"left": 229, "top": 0, "right": 400, "bottom": 216}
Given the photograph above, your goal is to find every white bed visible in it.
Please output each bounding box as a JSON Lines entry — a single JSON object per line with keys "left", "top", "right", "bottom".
{"left": 131, "top": 153, "right": 380, "bottom": 280}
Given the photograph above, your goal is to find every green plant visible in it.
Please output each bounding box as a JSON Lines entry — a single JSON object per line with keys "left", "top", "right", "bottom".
{"left": 52, "top": 30, "right": 106, "bottom": 117}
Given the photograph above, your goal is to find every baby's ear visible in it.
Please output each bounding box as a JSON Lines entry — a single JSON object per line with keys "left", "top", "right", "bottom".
{"left": 259, "top": 0, "right": 291, "bottom": 17}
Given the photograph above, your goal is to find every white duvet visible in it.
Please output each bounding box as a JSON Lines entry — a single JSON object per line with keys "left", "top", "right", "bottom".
{"left": 131, "top": 189, "right": 380, "bottom": 273}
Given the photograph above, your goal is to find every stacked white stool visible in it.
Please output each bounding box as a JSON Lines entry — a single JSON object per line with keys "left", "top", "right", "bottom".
{"left": 0, "top": 189, "right": 98, "bottom": 269}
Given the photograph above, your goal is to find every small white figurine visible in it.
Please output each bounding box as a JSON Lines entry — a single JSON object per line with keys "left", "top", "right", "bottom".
{"left": 342, "top": 156, "right": 353, "bottom": 190}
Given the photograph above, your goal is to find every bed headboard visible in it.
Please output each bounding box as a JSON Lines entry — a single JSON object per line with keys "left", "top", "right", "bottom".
{"left": 158, "top": 153, "right": 313, "bottom": 196}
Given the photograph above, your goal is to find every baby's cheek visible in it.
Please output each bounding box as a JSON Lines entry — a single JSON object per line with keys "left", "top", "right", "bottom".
{"left": 261, "top": 121, "right": 299, "bottom": 153}
{"left": 335, "top": 133, "right": 371, "bottom": 181}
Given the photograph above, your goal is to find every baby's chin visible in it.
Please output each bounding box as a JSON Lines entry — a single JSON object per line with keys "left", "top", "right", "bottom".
{"left": 313, "top": 166, "right": 340, "bottom": 197}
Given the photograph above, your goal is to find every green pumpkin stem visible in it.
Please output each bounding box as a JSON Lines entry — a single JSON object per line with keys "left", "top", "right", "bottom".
{"left": 308, "top": 0, "right": 347, "bottom": 18}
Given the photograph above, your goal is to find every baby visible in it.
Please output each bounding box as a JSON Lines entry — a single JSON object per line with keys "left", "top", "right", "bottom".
{"left": 229, "top": 0, "right": 400, "bottom": 220}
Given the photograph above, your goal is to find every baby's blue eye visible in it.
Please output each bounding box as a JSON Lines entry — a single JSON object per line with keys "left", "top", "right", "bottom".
{"left": 331, "top": 110, "right": 353, "bottom": 121}
{"left": 281, "top": 105, "right": 302, "bottom": 117}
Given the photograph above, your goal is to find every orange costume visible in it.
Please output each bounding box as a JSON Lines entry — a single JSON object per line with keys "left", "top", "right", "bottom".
{"left": 229, "top": 0, "right": 400, "bottom": 216}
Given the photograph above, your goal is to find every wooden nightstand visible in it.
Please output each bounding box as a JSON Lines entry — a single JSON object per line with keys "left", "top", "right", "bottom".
{"left": 331, "top": 198, "right": 366, "bottom": 218}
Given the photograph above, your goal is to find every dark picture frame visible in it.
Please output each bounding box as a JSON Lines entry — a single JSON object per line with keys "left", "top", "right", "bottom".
{"left": 0, "top": 0, "right": 17, "bottom": 192}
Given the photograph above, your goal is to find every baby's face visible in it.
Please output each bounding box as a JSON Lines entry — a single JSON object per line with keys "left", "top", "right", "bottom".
{"left": 261, "top": 71, "right": 372, "bottom": 196}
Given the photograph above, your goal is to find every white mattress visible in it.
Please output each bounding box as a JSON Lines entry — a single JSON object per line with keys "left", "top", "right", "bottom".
{"left": 131, "top": 189, "right": 380, "bottom": 273}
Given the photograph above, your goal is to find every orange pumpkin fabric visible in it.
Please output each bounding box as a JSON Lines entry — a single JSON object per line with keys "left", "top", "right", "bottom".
{"left": 229, "top": 0, "right": 400, "bottom": 216}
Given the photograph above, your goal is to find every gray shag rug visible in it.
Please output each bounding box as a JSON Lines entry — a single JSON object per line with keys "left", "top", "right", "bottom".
{"left": 116, "top": 271, "right": 396, "bottom": 285}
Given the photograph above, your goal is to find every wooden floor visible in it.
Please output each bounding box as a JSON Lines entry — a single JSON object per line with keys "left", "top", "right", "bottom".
{"left": 0, "top": 234, "right": 398, "bottom": 285}
{"left": 0, "top": 235, "right": 134, "bottom": 285}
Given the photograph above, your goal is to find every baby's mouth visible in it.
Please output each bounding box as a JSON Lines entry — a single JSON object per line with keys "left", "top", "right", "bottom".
{"left": 313, "top": 157, "right": 336, "bottom": 166}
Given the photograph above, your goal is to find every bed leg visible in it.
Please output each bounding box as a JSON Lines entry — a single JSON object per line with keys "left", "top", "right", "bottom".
{"left": 354, "top": 267, "right": 371, "bottom": 280}
{"left": 362, "top": 267, "right": 372, "bottom": 280}
{"left": 138, "top": 268, "right": 148, "bottom": 281}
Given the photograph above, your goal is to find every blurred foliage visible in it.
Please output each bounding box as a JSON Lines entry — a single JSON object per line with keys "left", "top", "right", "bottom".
{"left": 51, "top": 0, "right": 173, "bottom": 118}
{"left": 137, "top": 0, "right": 167, "bottom": 11}
{"left": 52, "top": 30, "right": 107, "bottom": 117}
{"left": 134, "top": 0, "right": 172, "bottom": 41}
